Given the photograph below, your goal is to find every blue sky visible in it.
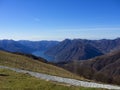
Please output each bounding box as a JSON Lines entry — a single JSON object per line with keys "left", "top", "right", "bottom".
{"left": 0, "top": 0, "right": 120, "bottom": 41}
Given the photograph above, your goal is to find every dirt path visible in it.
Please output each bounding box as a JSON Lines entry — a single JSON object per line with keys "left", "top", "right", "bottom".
{"left": 0, "top": 65, "right": 120, "bottom": 90}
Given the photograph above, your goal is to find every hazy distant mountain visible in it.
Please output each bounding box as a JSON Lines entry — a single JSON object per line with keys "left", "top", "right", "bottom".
{"left": 87, "top": 38, "right": 120, "bottom": 53}
{"left": 18, "top": 40, "right": 59, "bottom": 60}
{"left": 45, "top": 38, "right": 120, "bottom": 63}
{"left": 0, "top": 40, "right": 59, "bottom": 60}
{"left": 63, "top": 50, "right": 120, "bottom": 85}
{"left": 0, "top": 48, "right": 4, "bottom": 50}
{"left": 0, "top": 38, "right": 120, "bottom": 63}
{"left": 18, "top": 40, "right": 59, "bottom": 51}
{"left": 0, "top": 40, "right": 34, "bottom": 54}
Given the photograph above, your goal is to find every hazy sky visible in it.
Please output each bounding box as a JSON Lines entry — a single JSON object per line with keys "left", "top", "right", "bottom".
{"left": 0, "top": 0, "right": 120, "bottom": 41}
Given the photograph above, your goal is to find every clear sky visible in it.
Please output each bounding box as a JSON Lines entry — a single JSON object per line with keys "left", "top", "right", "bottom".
{"left": 0, "top": 0, "right": 120, "bottom": 41}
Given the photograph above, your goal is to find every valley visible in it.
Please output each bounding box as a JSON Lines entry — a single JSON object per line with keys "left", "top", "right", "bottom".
{"left": 0, "top": 38, "right": 120, "bottom": 89}
{"left": 0, "top": 38, "right": 120, "bottom": 63}
{"left": 1, "top": 0, "right": 120, "bottom": 89}
{"left": 0, "top": 50, "right": 110, "bottom": 90}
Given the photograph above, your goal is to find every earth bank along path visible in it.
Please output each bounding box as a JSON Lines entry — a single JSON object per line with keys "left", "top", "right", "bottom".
{"left": 0, "top": 65, "right": 120, "bottom": 90}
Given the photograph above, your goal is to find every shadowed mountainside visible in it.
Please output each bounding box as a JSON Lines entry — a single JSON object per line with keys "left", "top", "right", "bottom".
{"left": 45, "top": 39, "right": 103, "bottom": 63}
{"left": 45, "top": 38, "right": 120, "bottom": 63}
{"left": 62, "top": 51, "right": 120, "bottom": 85}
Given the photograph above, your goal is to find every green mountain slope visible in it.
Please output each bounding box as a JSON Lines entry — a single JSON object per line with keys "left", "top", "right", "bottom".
{"left": 0, "top": 69, "right": 105, "bottom": 90}
{"left": 0, "top": 50, "right": 82, "bottom": 80}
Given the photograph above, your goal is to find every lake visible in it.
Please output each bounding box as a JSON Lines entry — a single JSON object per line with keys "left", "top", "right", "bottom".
{"left": 32, "top": 51, "right": 54, "bottom": 62}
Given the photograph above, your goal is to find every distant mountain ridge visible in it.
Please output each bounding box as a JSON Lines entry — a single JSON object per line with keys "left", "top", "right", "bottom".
{"left": 18, "top": 40, "right": 59, "bottom": 51}
{"left": 85, "top": 38, "right": 120, "bottom": 53}
{"left": 45, "top": 39, "right": 103, "bottom": 63}
{"left": 0, "top": 40, "right": 34, "bottom": 54}
{"left": 0, "top": 38, "right": 120, "bottom": 63}
{"left": 0, "top": 40, "right": 59, "bottom": 58}
{"left": 0, "top": 48, "right": 4, "bottom": 50}
{"left": 45, "top": 38, "right": 120, "bottom": 63}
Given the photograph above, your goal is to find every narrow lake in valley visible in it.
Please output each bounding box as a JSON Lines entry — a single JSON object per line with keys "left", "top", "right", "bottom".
{"left": 32, "top": 51, "right": 54, "bottom": 62}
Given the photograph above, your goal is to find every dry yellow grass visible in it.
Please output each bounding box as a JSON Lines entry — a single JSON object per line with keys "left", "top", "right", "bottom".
{"left": 0, "top": 69, "right": 105, "bottom": 90}
{"left": 0, "top": 51, "right": 84, "bottom": 80}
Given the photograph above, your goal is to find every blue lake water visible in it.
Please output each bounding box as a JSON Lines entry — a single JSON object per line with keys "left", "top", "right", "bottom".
{"left": 32, "top": 51, "right": 54, "bottom": 62}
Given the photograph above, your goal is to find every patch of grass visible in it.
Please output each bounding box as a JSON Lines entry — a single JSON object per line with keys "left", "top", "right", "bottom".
{"left": 0, "top": 69, "right": 106, "bottom": 90}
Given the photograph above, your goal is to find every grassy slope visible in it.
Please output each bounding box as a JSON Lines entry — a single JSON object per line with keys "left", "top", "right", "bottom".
{"left": 63, "top": 51, "right": 120, "bottom": 85}
{"left": 0, "top": 51, "right": 83, "bottom": 80}
{"left": 0, "top": 69, "right": 106, "bottom": 90}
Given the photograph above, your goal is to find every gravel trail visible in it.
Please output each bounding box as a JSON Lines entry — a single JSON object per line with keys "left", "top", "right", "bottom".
{"left": 0, "top": 65, "right": 120, "bottom": 90}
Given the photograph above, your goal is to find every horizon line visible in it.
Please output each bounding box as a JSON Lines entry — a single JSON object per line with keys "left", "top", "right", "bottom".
{"left": 0, "top": 37, "right": 120, "bottom": 42}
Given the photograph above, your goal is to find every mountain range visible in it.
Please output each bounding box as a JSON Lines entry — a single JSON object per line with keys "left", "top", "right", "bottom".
{"left": 0, "top": 38, "right": 120, "bottom": 63}
{"left": 0, "top": 38, "right": 120, "bottom": 85}
{"left": 0, "top": 40, "right": 58, "bottom": 60}
{"left": 18, "top": 40, "right": 59, "bottom": 51}
{"left": 0, "top": 40, "right": 34, "bottom": 53}
{"left": 45, "top": 38, "right": 120, "bottom": 63}
{"left": 45, "top": 39, "right": 103, "bottom": 63}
